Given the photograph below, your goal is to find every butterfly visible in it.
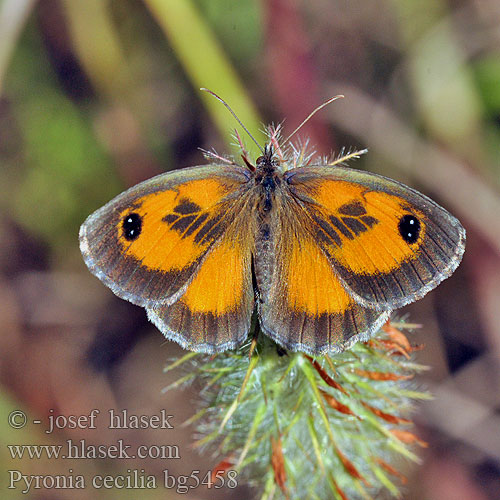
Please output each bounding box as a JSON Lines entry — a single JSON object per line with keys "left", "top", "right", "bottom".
{"left": 79, "top": 92, "right": 465, "bottom": 356}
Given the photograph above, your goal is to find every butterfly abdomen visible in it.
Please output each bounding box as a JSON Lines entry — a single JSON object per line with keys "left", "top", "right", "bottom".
{"left": 253, "top": 218, "right": 275, "bottom": 305}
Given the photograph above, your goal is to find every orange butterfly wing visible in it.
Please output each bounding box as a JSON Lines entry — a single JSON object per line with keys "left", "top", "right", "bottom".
{"left": 256, "top": 188, "right": 389, "bottom": 355}
{"left": 80, "top": 166, "right": 251, "bottom": 305}
{"left": 256, "top": 164, "right": 464, "bottom": 354}
{"left": 284, "top": 166, "right": 466, "bottom": 310}
{"left": 80, "top": 165, "right": 257, "bottom": 352}
{"left": 147, "top": 235, "right": 254, "bottom": 352}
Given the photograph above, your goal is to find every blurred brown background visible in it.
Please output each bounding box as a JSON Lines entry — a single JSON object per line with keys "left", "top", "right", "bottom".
{"left": 1, "top": 0, "right": 500, "bottom": 499}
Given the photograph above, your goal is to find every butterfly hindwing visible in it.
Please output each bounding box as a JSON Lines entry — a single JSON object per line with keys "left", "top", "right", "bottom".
{"left": 256, "top": 192, "right": 390, "bottom": 355}
{"left": 284, "top": 166, "right": 466, "bottom": 310}
{"left": 147, "top": 232, "right": 255, "bottom": 353}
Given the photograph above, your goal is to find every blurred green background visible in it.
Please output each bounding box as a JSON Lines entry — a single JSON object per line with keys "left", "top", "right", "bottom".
{"left": 1, "top": 0, "right": 500, "bottom": 498}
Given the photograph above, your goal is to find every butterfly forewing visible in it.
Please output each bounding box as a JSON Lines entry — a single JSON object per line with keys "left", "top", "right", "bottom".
{"left": 79, "top": 166, "right": 253, "bottom": 307}
{"left": 284, "top": 166, "right": 466, "bottom": 310}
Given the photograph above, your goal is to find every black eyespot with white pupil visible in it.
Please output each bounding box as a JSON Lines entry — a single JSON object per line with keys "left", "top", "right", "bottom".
{"left": 122, "top": 213, "right": 142, "bottom": 241}
{"left": 398, "top": 214, "right": 421, "bottom": 244}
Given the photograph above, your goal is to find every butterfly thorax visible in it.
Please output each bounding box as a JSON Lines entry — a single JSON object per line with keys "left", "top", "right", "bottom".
{"left": 254, "top": 144, "right": 282, "bottom": 213}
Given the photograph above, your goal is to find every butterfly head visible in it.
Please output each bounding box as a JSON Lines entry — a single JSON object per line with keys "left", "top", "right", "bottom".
{"left": 250, "top": 143, "right": 284, "bottom": 212}
{"left": 256, "top": 143, "right": 280, "bottom": 172}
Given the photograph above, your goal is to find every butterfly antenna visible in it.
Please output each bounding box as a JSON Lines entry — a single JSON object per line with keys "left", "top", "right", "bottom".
{"left": 201, "top": 88, "right": 264, "bottom": 154}
{"left": 283, "top": 95, "right": 344, "bottom": 144}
